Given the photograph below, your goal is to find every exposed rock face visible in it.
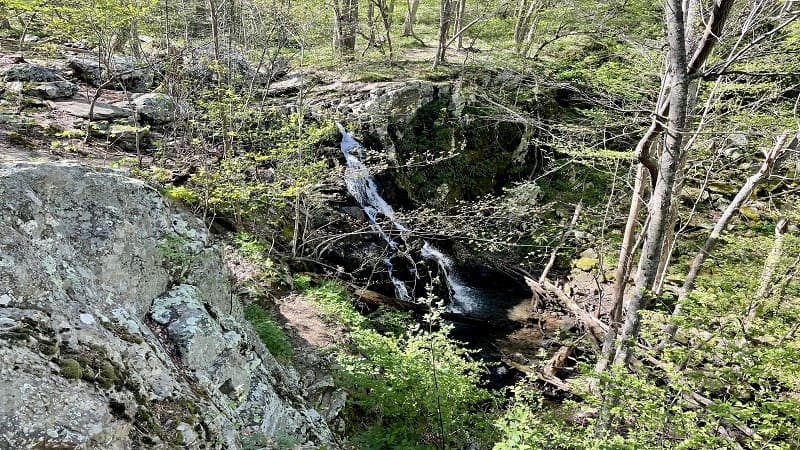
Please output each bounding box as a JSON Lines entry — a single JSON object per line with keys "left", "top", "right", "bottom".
{"left": 3, "top": 63, "right": 61, "bottom": 82}
{"left": 69, "top": 55, "right": 153, "bottom": 93}
{"left": 0, "top": 162, "right": 338, "bottom": 449}
{"left": 25, "top": 80, "right": 78, "bottom": 99}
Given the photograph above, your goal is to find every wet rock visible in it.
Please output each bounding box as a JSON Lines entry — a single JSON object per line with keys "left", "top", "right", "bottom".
{"left": 25, "top": 81, "right": 78, "bottom": 100}
{"left": 4, "top": 63, "right": 60, "bottom": 82}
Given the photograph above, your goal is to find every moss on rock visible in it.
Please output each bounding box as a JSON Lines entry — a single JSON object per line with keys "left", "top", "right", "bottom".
{"left": 60, "top": 358, "right": 83, "bottom": 379}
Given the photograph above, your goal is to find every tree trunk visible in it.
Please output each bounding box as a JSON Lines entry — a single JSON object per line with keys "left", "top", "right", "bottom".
{"left": 402, "top": 0, "right": 419, "bottom": 36}
{"left": 513, "top": 0, "right": 533, "bottom": 47}
{"left": 594, "top": 165, "right": 645, "bottom": 373}
{"left": 611, "top": 0, "right": 690, "bottom": 367}
{"left": 453, "top": 0, "right": 466, "bottom": 49}
{"left": 333, "top": 0, "right": 359, "bottom": 58}
{"left": 661, "top": 132, "right": 797, "bottom": 346}
{"left": 363, "top": 1, "right": 376, "bottom": 54}
{"left": 600, "top": 0, "right": 736, "bottom": 366}
{"left": 745, "top": 217, "right": 789, "bottom": 326}
{"left": 433, "top": 0, "right": 453, "bottom": 68}
{"left": 376, "top": 0, "right": 394, "bottom": 59}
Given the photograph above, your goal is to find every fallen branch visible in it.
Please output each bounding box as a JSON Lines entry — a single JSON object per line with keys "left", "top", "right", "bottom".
{"left": 502, "top": 353, "right": 573, "bottom": 393}
{"left": 526, "top": 277, "right": 607, "bottom": 344}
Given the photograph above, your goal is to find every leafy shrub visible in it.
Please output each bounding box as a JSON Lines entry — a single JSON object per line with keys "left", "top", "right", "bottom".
{"left": 339, "top": 321, "right": 498, "bottom": 449}
{"left": 300, "top": 279, "right": 365, "bottom": 329}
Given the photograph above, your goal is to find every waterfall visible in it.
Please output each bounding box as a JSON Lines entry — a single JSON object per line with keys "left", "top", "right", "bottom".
{"left": 338, "top": 124, "right": 411, "bottom": 301}
{"left": 421, "top": 242, "right": 479, "bottom": 314}
{"left": 338, "top": 124, "right": 484, "bottom": 313}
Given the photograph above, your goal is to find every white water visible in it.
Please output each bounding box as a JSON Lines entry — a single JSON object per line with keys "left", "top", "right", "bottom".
{"left": 338, "top": 124, "right": 483, "bottom": 312}
{"left": 421, "top": 242, "right": 479, "bottom": 314}
{"left": 338, "top": 124, "right": 411, "bottom": 301}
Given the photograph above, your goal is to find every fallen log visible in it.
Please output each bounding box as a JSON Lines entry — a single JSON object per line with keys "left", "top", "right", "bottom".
{"left": 525, "top": 277, "right": 607, "bottom": 344}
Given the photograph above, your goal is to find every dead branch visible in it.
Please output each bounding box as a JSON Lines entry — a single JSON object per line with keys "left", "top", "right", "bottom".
{"left": 525, "top": 277, "right": 607, "bottom": 345}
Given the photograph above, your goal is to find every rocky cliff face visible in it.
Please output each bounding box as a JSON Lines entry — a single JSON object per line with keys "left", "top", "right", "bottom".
{"left": 296, "top": 72, "right": 548, "bottom": 207}
{"left": 0, "top": 161, "right": 337, "bottom": 449}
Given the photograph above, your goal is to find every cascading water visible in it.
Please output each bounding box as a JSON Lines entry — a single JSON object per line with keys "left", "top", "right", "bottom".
{"left": 338, "top": 124, "right": 412, "bottom": 301}
{"left": 421, "top": 242, "right": 479, "bottom": 314}
{"left": 337, "top": 125, "right": 526, "bottom": 320}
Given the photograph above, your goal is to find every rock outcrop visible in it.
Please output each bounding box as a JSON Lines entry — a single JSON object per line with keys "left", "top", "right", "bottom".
{"left": 69, "top": 55, "right": 154, "bottom": 93}
{"left": 3, "top": 63, "right": 61, "bottom": 82}
{"left": 0, "top": 161, "right": 338, "bottom": 449}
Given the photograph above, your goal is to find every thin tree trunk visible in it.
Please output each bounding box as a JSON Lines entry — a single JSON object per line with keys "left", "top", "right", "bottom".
{"left": 660, "top": 131, "right": 797, "bottom": 346}
{"left": 453, "top": 0, "right": 466, "bottom": 49}
{"left": 333, "top": 0, "right": 359, "bottom": 58}
{"left": 434, "top": 0, "right": 453, "bottom": 68}
{"left": 611, "top": 0, "right": 690, "bottom": 367}
{"left": 402, "top": 0, "right": 419, "bottom": 36}
{"left": 601, "top": 0, "right": 736, "bottom": 366}
{"left": 514, "top": 0, "right": 536, "bottom": 49}
{"left": 745, "top": 217, "right": 789, "bottom": 326}
{"left": 595, "top": 165, "right": 645, "bottom": 372}
{"left": 362, "top": 1, "right": 376, "bottom": 55}
{"left": 376, "top": 0, "right": 394, "bottom": 60}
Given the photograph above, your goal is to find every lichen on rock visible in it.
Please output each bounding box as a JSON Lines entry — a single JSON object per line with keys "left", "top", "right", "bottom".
{"left": 0, "top": 161, "right": 338, "bottom": 449}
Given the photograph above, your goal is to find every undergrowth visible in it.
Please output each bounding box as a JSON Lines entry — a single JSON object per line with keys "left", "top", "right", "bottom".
{"left": 293, "top": 274, "right": 500, "bottom": 449}
{"left": 243, "top": 304, "right": 293, "bottom": 362}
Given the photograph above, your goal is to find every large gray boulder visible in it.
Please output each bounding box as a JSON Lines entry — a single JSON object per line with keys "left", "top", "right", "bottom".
{"left": 4, "top": 63, "right": 61, "bottom": 82}
{"left": 25, "top": 80, "right": 78, "bottom": 99}
{"left": 54, "top": 99, "right": 131, "bottom": 120}
{"left": 131, "top": 93, "right": 177, "bottom": 124}
{"left": 0, "top": 161, "right": 338, "bottom": 449}
{"left": 69, "top": 55, "right": 153, "bottom": 93}
{"left": 88, "top": 121, "right": 152, "bottom": 152}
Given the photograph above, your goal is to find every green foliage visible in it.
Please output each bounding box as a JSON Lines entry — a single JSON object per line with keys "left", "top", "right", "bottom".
{"left": 163, "top": 185, "right": 199, "bottom": 205}
{"left": 292, "top": 273, "right": 312, "bottom": 291}
{"left": 177, "top": 106, "right": 334, "bottom": 227}
{"left": 4, "top": 0, "right": 154, "bottom": 49}
{"left": 339, "top": 320, "right": 498, "bottom": 449}
{"left": 243, "top": 304, "right": 293, "bottom": 361}
{"left": 299, "top": 279, "right": 365, "bottom": 329}
{"left": 156, "top": 234, "right": 200, "bottom": 282}
{"left": 495, "top": 372, "right": 728, "bottom": 450}
{"left": 291, "top": 276, "right": 497, "bottom": 448}
{"left": 234, "top": 232, "right": 269, "bottom": 262}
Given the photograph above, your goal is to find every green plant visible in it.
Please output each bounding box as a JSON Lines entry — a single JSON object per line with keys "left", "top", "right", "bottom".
{"left": 300, "top": 279, "right": 365, "bottom": 329}
{"left": 163, "top": 185, "right": 199, "bottom": 205}
{"left": 156, "top": 234, "right": 200, "bottom": 282}
{"left": 244, "top": 304, "right": 293, "bottom": 361}
{"left": 340, "top": 319, "right": 498, "bottom": 449}
{"left": 292, "top": 273, "right": 312, "bottom": 291}
{"left": 234, "top": 232, "right": 269, "bottom": 262}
